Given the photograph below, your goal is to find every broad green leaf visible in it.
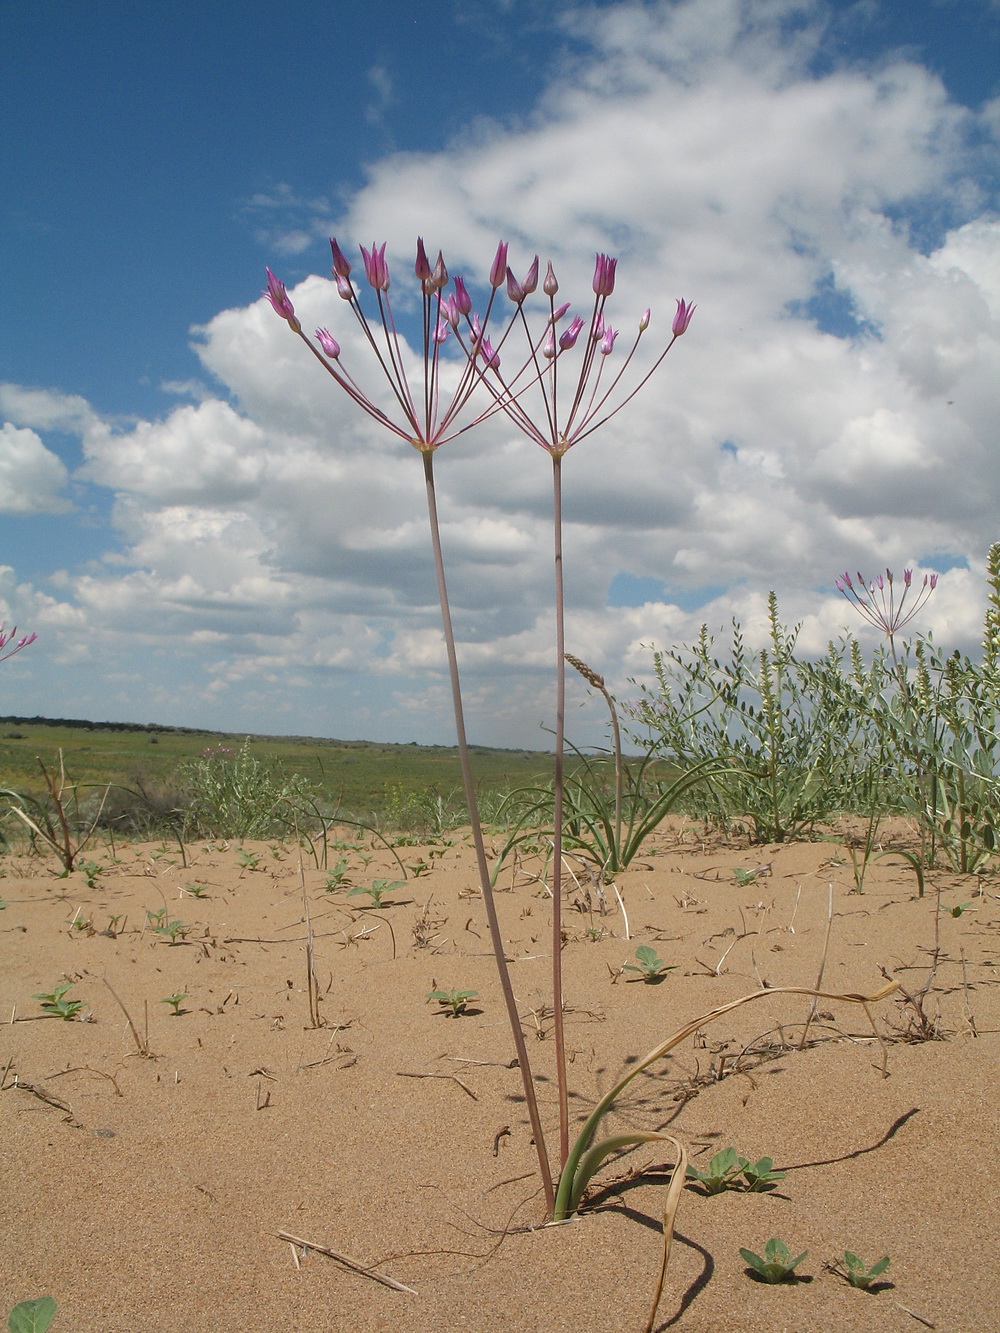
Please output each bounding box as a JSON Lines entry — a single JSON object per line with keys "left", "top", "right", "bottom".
{"left": 8, "top": 1297, "right": 57, "bottom": 1333}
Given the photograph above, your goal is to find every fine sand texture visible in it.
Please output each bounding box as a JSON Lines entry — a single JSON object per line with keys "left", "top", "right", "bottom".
{"left": 2, "top": 819, "right": 998, "bottom": 1332}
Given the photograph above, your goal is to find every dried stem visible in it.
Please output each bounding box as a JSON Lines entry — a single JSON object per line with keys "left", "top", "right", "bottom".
{"left": 551, "top": 454, "right": 569, "bottom": 1167}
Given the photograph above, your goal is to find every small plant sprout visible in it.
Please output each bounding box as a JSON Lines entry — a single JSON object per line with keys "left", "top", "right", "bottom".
{"left": 948, "top": 900, "right": 976, "bottom": 918}
{"left": 686, "top": 1146, "right": 745, "bottom": 1194}
{"left": 740, "top": 1156, "right": 786, "bottom": 1192}
{"left": 7, "top": 1296, "right": 57, "bottom": 1333}
{"left": 739, "top": 1238, "right": 808, "bottom": 1283}
{"left": 732, "top": 866, "right": 758, "bottom": 886}
{"left": 34, "top": 982, "right": 84, "bottom": 1020}
{"left": 182, "top": 882, "right": 209, "bottom": 898}
{"left": 78, "top": 859, "right": 102, "bottom": 888}
{"left": 322, "top": 857, "right": 352, "bottom": 891}
{"left": 161, "top": 993, "right": 188, "bottom": 1015}
{"left": 151, "top": 916, "right": 189, "bottom": 944}
{"left": 348, "top": 878, "right": 405, "bottom": 908}
{"left": 830, "top": 1250, "right": 891, "bottom": 1290}
{"left": 622, "top": 943, "right": 675, "bottom": 983}
{"left": 428, "top": 986, "right": 479, "bottom": 1017}
{"left": 237, "top": 849, "right": 262, "bottom": 870}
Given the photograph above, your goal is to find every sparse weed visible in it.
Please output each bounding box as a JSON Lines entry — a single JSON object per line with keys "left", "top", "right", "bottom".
{"left": 686, "top": 1147, "right": 785, "bottom": 1195}
{"left": 322, "top": 857, "right": 352, "bottom": 892}
{"left": 78, "top": 859, "right": 102, "bottom": 888}
{"left": 829, "top": 1250, "right": 891, "bottom": 1290}
{"left": 182, "top": 882, "right": 209, "bottom": 898}
{"left": 161, "top": 993, "right": 188, "bottom": 1015}
{"left": 622, "top": 943, "right": 675, "bottom": 983}
{"left": 34, "top": 982, "right": 83, "bottom": 1020}
{"left": 428, "top": 986, "right": 478, "bottom": 1017}
{"left": 348, "top": 878, "right": 405, "bottom": 908}
{"left": 739, "top": 1238, "right": 808, "bottom": 1283}
{"left": 237, "top": 848, "right": 262, "bottom": 871}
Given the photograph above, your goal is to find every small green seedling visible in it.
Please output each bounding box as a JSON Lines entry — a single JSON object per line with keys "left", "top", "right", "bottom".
{"left": 237, "top": 849, "right": 262, "bottom": 870}
{"left": 428, "top": 987, "right": 478, "bottom": 1017}
{"left": 687, "top": 1146, "right": 744, "bottom": 1194}
{"left": 622, "top": 943, "right": 675, "bottom": 983}
{"left": 103, "top": 913, "right": 124, "bottom": 936}
{"left": 831, "top": 1250, "right": 891, "bottom": 1290}
{"left": 161, "top": 993, "right": 188, "bottom": 1016}
{"left": 8, "top": 1296, "right": 57, "bottom": 1333}
{"left": 408, "top": 860, "right": 431, "bottom": 878}
{"left": 0, "top": 898, "right": 7, "bottom": 911}
{"left": 182, "top": 882, "right": 209, "bottom": 898}
{"left": 78, "top": 859, "right": 102, "bottom": 889}
{"left": 323, "top": 857, "right": 352, "bottom": 892}
{"left": 146, "top": 907, "right": 167, "bottom": 927}
{"left": 349, "top": 878, "right": 405, "bottom": 908}
{"left": 152, "top": 917, "right": 188, "bottom": 944}
{"left": 34, "top": 983, "right": 83, "bottom": 1021}
{"left": 741, "top": 1156, "right": 786, "bottom": 1192}
{"left": 948, "top": 901, "right": 976, "bottom": 918}
{"left": 733, "top": 866, "right": 758, "bottom": 886}
{"left": 739, "top": 1238, "right": 808, "bottom": 1283}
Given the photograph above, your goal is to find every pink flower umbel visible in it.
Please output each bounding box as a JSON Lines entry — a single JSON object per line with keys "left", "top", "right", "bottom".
{"left": 457, "top": 247, "right": 694, "bottom": 458}
{"left": 836, "top": 568, "right": 939, "bottom": 644}
{"left": 263, "top": 240, "right": 494, "bottom": 453}
{"left": 0, "top": 624, "right": 36, "bottom": 663}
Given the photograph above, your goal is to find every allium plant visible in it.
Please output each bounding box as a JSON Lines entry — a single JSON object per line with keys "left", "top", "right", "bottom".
{"left": 0, "top": 624, "right": 36, "bottom": 663}
{"left": 836, "top": 568, "right": 937, "bottom": 659}
{"left": 264, "top": 243, "right": 902, "bottom": 1324}
{"left": 455, "top": 246, "right": 694, "bottom": 1165}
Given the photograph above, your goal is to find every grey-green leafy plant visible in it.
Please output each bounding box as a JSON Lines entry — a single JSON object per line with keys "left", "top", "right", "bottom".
{"left": 732, "top": 866, "right": 758, "bottom": 886}
{"left": 77, "top": 858, "right": 102, "bottom": 888}
{"left": 686, "top": 1147, "right": 785, "bottom": 1195}
{"left": 322, "top": 857, "right": 352, "bottom": 891}
{"left": 686, "top": 1146, "right": 744, "bottom": 1194}
{"left": 161, "top": 993, "right": 187, "bottom": 1015}
{"left": 182, "top": 882, "right": 209, "bottom": 898}
{"left": 34, "top": 983, "right": 83, "bottom": 1020}
{"left": 180, "top": 739, "right": 315, "bottom": 840}
{"left": 740, "top": 1156, "right": 786, "bottom": 1192}
{"left": 622, "top": 943, "right": 675, "bottom": 983}
{"left": 148, "top": 913, "right": 188, "bottom": 944}
{"left": 739, "top": 1237, "right": 808, "bottom": 1283}
{"left": 830, "top": 1250, "right": 891, "bottom": 1290}
{"left": 237, "top": 848, "right": 262, "bottom": 870}
{"left": 348, "top": 877, "right": 404, "bottom": 908}
{"left": 7, "top": 1297, "right": 57, "bottom": 1333}
{"left": 428, "top": 987, "right": 478, "bottom": 1017}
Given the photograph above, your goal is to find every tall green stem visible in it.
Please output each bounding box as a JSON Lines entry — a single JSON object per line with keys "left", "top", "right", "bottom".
{"left": 551, "top": 455, "right": 569, "bottom": 1167}
{"left": 422, "top": 452, "right": 554, "bottom": 1215}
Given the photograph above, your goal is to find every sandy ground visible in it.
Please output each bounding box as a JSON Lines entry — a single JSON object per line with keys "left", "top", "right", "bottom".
{"left": 2, "top": 818, "right": 998, "bottom": 1332}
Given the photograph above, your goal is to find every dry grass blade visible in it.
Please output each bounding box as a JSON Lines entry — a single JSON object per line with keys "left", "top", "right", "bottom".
{"left": 644, "top": 1133, "right": 687, "bottom": 1333}
{"left": 275, "top": 1231, "right": 417, "bottom": 1294}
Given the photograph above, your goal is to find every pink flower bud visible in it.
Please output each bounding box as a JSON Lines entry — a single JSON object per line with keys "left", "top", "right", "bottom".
{"left": 592, "top": 314, "right": 605, "bottom": 340}
{"left": 903, "top": 569, "right": 913, "bottom": 587}
{"left": 639, "top": 308, "right": 650, "bottom": 332}
{"left": 432, "top": 251, "right": 448, "bottom": 291}
{"left": 329, "top": 238, "right": 352, "bottom": 278}
{"left": 433, "top": 318, "right": 450, "bottom": 344}
{"left": 559, "top": 315, "right": 585, "bottom": 349}
{"left": 480, "top": 336, "right": 500, "bottom": 370}
{"left": 263, "top": 268, "right": 301, "bottom": 332}
{"left": 360, "top": 242, "right": 390, "bottom": 291}
{"left": 930, "top": 573, "right": 939, "bottom": 589}
{"left": 550, "top": 301, "right": 571, "bottom": 323}
{"left": 506, "top": 267, "right": 525, "bottom": 304}
{"left": 315, "top": 327, "right": 341, "bottom": 359}
{"left": 440, "top": 295, "right": 460, "bottom": 328}
{"left": 521, "top": 256, "right": 539, "bottom": 296}
{"left": 489, "top": 241, "right": 509, "bottom": 288}
{"left": 470, "top": 314, "right": 483, "bottom": 347}
{"left": 335, "top": 273, "right": 354, "bottom": 301}
{"left": 453, "top": 275, "right": 472, "bottom": 315}
{"left": 672, "top": 298, "right": 696, "bottom": 336}
{"left": 543, "top": 261, "right": 559, "bottom": 297}
{"left": 415, "top": 237, "right": 432, "bottom": 284}
{"left": 592, "top": 252, "right": 617, "bottom": 296}
{"left": 543, "top": 328, "right": 557, "bottom": 359}
{"left": 600, "top": 326, "right": 619, "bottom": 355}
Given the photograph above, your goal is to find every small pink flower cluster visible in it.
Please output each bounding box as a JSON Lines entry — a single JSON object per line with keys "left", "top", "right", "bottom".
{"left": 0, "top": 624, "right": 36, "bottom": 664}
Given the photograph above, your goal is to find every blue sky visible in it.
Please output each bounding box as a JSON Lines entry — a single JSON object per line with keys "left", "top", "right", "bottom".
{"left": 1, "top": 0, "right": 999, "bottom": 745}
